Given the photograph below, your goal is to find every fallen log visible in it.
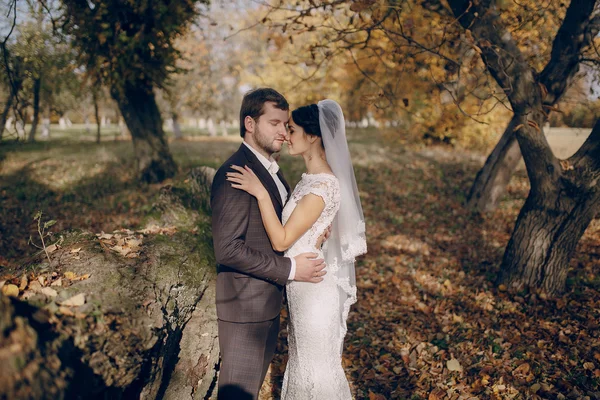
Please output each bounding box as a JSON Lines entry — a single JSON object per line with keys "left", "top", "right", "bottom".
{"left": 0, "top": 166, "right": 218, "bottom": 400}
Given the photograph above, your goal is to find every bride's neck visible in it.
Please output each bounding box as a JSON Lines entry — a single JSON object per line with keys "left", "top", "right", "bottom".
{"left": 303, "top": 149, "right": 330, "bottom": 174}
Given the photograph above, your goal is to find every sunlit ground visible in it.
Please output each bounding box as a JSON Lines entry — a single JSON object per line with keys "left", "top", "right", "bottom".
{"left": 1, "top": 126, "right": 598, "bottom": 399}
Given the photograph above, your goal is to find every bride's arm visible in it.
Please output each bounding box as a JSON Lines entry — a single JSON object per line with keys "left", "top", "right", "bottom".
{"left": 227, "top": 165, "right": 325, "bottom": 252}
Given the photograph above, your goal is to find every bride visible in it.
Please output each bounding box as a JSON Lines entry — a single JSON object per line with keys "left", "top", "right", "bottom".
{"left": 226, "top": 99, "right": 366, "bottom": 399}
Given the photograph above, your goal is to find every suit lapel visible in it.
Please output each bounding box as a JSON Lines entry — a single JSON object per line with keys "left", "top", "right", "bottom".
{"left": 241, "top": 145, "right": 284, "bottom": 210}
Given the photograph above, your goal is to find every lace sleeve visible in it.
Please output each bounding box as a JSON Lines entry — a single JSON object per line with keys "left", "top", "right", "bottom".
{"left": 298, "top": 175, "right": 340, "bottom": 209}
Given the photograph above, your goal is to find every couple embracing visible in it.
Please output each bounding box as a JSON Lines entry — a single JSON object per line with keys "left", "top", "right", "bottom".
{"left": 211, "top": 88, "right": 367, "bottom": 399}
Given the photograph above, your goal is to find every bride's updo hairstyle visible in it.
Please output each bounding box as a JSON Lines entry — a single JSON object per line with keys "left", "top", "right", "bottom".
{"left": 291, "top": 104, "right": 323, "bottom": 146}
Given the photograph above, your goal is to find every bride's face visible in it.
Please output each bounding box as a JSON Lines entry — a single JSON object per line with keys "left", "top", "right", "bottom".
{"left": 286, "top": 117, "right": 314, "bottom": 156}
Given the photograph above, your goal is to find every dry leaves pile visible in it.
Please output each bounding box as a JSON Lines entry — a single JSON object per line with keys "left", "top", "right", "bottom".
{"left": 262, "top": 148, "right": 600, "bottom": 400}
{"left": 96, "top": 224, "right": 177, "bottom": 258}
{"left": 0, "top": 261, "right": 90, "bottom": 319}
{"left": 2, "top": 139, "right": 598, "bottom": 399}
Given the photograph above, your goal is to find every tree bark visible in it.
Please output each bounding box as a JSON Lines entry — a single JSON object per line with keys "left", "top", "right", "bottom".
{"left": 93, "top": 90, "right": 101, "bottom": 143}
{"left": 0, "top": 89, "right": 15, "bottom": 141}
{"left": 498, "top": 119, "right": 600, "bottom": 295}
{"left": 462, "top": 0, "right": 600, "bottom": 212}
{"left": 112, "top": 82, "right": 178, "bottom": 183}
{"left": 172, "top": 112, "right": 183, "bottom": 140}
{"left": 0, "top": 166, "right": 219, "bottom": 399}
{"left": 28, "top": 76, "right": 42, "bottom": 143}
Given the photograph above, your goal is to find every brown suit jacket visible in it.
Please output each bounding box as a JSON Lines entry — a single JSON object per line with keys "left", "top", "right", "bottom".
{"left": 211, "top": 144, "right": 292, "bottom": 323}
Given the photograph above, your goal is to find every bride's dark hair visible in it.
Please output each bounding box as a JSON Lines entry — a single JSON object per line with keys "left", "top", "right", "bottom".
{"left": 291, "top": 104, "right": 322, "bottom": 138}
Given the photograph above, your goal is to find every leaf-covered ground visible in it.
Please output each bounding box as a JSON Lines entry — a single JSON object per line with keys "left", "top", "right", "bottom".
{"left": 1, "top": 130, "right": 598, "bottom": 399}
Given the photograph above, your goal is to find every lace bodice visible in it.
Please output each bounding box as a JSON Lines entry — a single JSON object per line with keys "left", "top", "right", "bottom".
{"left": 282, "top": 173, "right": 340, "bottom": 257}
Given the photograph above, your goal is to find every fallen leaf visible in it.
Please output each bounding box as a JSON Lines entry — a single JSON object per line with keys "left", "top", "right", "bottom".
{"left": 28, "top": 281, "right": 42, "bottom": 292}
{"left": 64, "top": 271, "right": 76, "bottom": 280}
{"left": 368, "top": 391, "right": 386, "bottom": 400}
{"left": 2, "top": 284, "right": 19, "bottom": 297}
{"left": 58, "top": 306, "right": 75, "bottom": 316}
{"left": 38, "top": 276, "right": 46, "bottom": 286}
{"left": 447, "top": 358, "right": 463, "bottom": 372}
{"left": 51, "top": 278, "right": 62, "bottom": 287}
{"left": 19, "top": 275, "right": 28, "bottom": 291}
{"left": 40, "top": 287, "right": 58, "bottom": 297}
{"left": 429, "top": 388, "right": 446, "bottom": 400}
{"left": 583, "top": 362, "right": 595, "bottom": 370}
{"left": 46, "top": 244, "right": 57, "bottom": 253}
{"left": 60, "top": 293, "right": 86, "bottom": 307}
{"left": 70, "top": 247, "right": 81, "bottom": 254}
{"left": 513, "top": 363, "right": 531, "bottom": 375}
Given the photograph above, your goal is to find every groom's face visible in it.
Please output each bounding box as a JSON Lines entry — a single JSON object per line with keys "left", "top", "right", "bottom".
{"left": 251, "top": 102, "right": 289, "bottom": 155}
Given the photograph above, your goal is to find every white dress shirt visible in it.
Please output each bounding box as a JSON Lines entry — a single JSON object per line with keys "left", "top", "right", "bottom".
{"left": 243, "top": 142, "right": 296, "bottom": 280}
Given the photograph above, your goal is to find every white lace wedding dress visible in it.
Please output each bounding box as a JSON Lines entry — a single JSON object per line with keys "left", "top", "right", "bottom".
{"left": 280, "top": 172, "right": 353, "bottom": 400}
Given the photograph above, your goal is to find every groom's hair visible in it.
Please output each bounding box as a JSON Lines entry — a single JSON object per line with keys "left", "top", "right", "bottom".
{"left": 240, "top": 88, "right": 289, "bottom": 137}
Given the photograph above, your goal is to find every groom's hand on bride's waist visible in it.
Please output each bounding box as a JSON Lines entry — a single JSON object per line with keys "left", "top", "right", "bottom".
{"left": 293, "top": 253, "right": 326, "bottom": 283}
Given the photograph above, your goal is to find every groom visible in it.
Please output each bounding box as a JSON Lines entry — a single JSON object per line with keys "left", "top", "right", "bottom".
{"left": 211, "top": 88, "right": 327, "bottom": 399}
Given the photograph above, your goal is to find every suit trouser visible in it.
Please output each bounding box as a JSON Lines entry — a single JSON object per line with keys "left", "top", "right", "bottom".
{"left": 217, "top": 316, "right": 280, "bottom": 400}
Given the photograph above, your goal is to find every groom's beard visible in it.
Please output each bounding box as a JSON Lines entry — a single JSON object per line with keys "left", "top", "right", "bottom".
{"left": 254, "top": 124, "right": 280, "bottom": 156}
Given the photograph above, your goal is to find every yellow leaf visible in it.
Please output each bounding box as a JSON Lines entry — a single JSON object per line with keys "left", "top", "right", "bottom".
{"left": 1, "top": 284, "right": 19, "bottom": 297}
{"left": 64, "top": 271, "right": 76, "bottom": 280}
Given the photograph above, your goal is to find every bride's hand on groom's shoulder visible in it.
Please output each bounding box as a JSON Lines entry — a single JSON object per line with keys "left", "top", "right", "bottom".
{"left": 293, "top": 252, "right": 327, "bottom": 283}
{"left": 226, "top": 165, "right": 268, "bottom": 200}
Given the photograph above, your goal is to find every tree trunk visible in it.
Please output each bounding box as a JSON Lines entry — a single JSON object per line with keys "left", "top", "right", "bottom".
{"left": 93, "top": 90, "right": 101, "bottom": 143}
{"left": 447, "top": 0, "right": 600, "bottom": 296}
{"left": 498, "top": 117, "right": 600, "bottom": 295}
{"left": 172, "top": 112, "right": 183, "bottom": 140}
{"left": 497, "top": 186, "right": 600, "bottom": 295}
{"left": 466, "top": 117, "right": 523, "bottom": 212}
{"left": 0, "top": 167, "right": 219, "bottom": 400}
{"left": 458, "top": 0, "right": 600, "bottom": 213}
{"left": 112, "top": 82, "right": 178, "bottom": 183}
{"left": 28, "top": 77, "right": 42, "bottom": 143}
{"left": 0, "top": 89, "right": 15, "bottom": 141}
{"left": 41, "top": 106, "right": 50, "bottom": 139}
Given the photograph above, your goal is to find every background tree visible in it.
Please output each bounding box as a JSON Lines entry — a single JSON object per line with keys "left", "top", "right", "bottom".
{"left": 0, "top": 45, "right": 24, "bottom": 141}
{"left": 265, "top": 0, "right": 600, "bottom": 294}
{"left": 263, "top": 0, "right": 599, "bottom": 206}
{"left": 443, "top": 0, "right": 600, "bottom": 295}
{"left": 59, "top": 0, "right": 209, "bottom": 182}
